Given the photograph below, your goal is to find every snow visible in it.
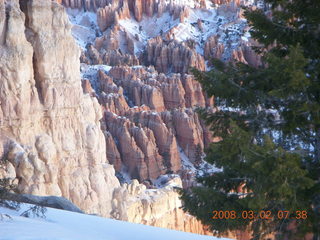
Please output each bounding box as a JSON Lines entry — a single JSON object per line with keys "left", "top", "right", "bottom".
{"left": 179, "top": 146, "right": 197, "bottom": 172}
{"left": 65, "top": 0, "right": 251, "bottom": 63}
{"left": 80, "top": 64, "right": 112, "bottom": 92}
{"left": 0, "top": 204, "right": 231, "bottom": 240}
{"left": 117, "top": 166, "right": 132, "bottom": 184}
{"left": 67, "top": 9, "right": 99, "bottom": 50}
{"left": 116, "top": 4, "right": 246, "bottom": 60}
{"left": 178, "top": 147, "right": 222, "bottom": 177}
{"left": 153, "top": 174, "right": 181, "bottom": 188}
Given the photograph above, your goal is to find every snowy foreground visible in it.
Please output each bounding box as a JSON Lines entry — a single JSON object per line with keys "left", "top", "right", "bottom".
{"left": 0, "top": 204, "right": 230, "bottom": 240}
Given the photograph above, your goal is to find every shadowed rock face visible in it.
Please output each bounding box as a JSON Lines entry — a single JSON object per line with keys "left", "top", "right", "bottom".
{"left": 143, "top": 37, "right": 206, "bottom": 74}
{"left": 0, "top": 0, "right": 120, "bottom": 217}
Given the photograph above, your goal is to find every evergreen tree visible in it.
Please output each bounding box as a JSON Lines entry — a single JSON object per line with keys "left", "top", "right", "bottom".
{"left": 180, "top": 0, "right": 320, "bottom": 239}
{"left": 0, "top": 150, "right": 19, "bottom": 210}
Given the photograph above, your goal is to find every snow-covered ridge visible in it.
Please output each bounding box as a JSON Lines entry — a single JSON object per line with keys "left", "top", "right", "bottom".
{"left": 0, "top": 204, "right": 231, "bottom": 240}
{"left": 66, "top": 0, "right": 249, "bottom": 58}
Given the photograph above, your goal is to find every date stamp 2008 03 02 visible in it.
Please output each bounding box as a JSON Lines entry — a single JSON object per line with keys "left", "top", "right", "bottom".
{"left": 212, "top": 210, "right": 308, "bottom": 220}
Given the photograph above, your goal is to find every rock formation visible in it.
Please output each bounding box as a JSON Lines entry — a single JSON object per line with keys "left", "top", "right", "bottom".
{"left": 124, "top": 109, "right": 181, "bottom": 173}
{"left": 144, "top": 37, "right": 205, "bottom": 74}
{"left": 106, "top": 66, "right": 209, "bottom": 110}
{"left": 83, "top": 26, "right": 139, "bottom": 66}
{"left": 161, "top": 109, "right": 205, "bottom": 163}
{"left": 0, "top": 0, "right": 120, "bottom": 217}
{"left": 204, "top": 35, "right": 225, "bottom": 60}
{"left": 104, "top": 112, "right": 167, "bottom": 181}
{"left": 111, "top": 177, "right": 212, "bottom": 235}
{"left": 61, "top": 0, "right": 110, "bottom": 11}
{"left": 232, "top": 41, "right": 262, "bottom": 67}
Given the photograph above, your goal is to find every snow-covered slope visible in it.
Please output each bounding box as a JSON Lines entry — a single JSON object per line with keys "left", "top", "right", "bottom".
{"left": 0, "top": 205, "right": 230, "bottom": 240}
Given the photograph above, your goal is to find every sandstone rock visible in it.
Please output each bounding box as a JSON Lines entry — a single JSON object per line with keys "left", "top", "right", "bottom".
{"left": 81, "top": 78, "right": 95, "bottom": 95}
{"left": 104, "top": 131, "right": 122, "bottom": 172}
{"left": 211, "top": 0, "right": 241, "bottom": 6}
{"left": 108, "top": 66, "right": 166, "bottom": 111}
{"left": 132, "top": 0, "right": 143, "bottom": 22}
{"left": 182, "top": 75, "right": 206, "bottom": 108}
{"left": 232, "top": 47, "right": 248, "bottom": 64}
{"left": 106, "top": 66, "right": 210, "bottom": 112}
{"left": 161, "top": 109, "right": 206, "bottom": 163}
{"left": 144, "top": 37, "right": 205, "bottom": 74}
{"left": 61, "top": 0, "right": 109, "bottom": 11}
{"left": 204, "top": 35, "right": 225, "bottom": 60}
{"left": 234, "top": 41, "right": 262, "bottom": 67}
{"left": 86, "top": 44, "right": 103, "bottom": 64}
{"left": 84, "top": 27, "right": 139, "bottom": 66}
{"left": 0, "top": 0, "right": 120, "bottom": 217}
{"left": 111, "top": 176, "right": 212, "bottom": 235}
{"left": 105, "top": 112, "right": 167, "bottom": 181}
{"left": 97, "top": 4, "right": 118, "bottom": 31}
{"left": 179, "top": 7, "right": 190, "bottom": 23}
{"left": 124, "top": 110, "right": 181, "bottom": 173}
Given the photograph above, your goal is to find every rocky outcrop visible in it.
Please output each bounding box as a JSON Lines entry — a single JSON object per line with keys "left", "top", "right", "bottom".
{"left": 181, "top": 75, "right": 207, "bottom": 108}
{"left": 107, "top": 66, "right": 209, "bottom": 110}
{"left": 144, "top": 37, "right": 205, "bottom": 74}
{"left": 60, "top": 0, "right": 110, "bottom": 11}
{"left": 111, "top": 177, "right": 212, "bottom": 235}
{"left": 0, "top": 0, "right": 120, "bottom": 217}
{"left": 108, "top": 66, "right": 166, "bottom": 111}
{"left": 124, "top": 110, "right": 181, "bottom": 173}
{"left": 105, "top": 112, "right": 167, "bottom": 181}
{"left": 97, "top": 0, "right": 130, "bottom": 31}
{"left": 83, "top": 26, "right": 139, "bottom": 66}
{"left": 232, "top": 42, "right": 262, "bottom": 67}
{"left": 161, "top": 109, "right": 205, "bottom": 163}
{"left": 100, "top": 104, "right": 208, "bottom": 179}
{"left": 104, "top": 131, "right": 122, "bottom": 172}
{"left": 95, "top": 0, "right": 210, "bottom": 31}
{"left": 84, "top": 44, "right": 139, "bottom": 66}
{"left": 98, "top": 70, "right": 130, "bottom": 114}
{"left": 204, "top": 35, "right": 225, "bottom": 60}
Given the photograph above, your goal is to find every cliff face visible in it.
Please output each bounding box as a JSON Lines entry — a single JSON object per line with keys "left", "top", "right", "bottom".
{"left": 111, "top": 177, "right": 212, "bottom": 235}
{"left": 143, "top": 37, "right": 206, "bottom": 74}
{"left": 0, "top": 0, "right": 120, "bottom": 217}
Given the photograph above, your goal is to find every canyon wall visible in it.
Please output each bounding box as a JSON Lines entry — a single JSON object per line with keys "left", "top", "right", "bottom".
{"left": 0, "top": 0, "right": 120, "bottom": 217}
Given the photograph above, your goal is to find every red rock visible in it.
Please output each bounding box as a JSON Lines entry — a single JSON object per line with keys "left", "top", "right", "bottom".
{"left": 182, "top": 75, "right": 206, "bottom": 108}
{"left": 204, "top": 35, "right": 225, "bottom": 60}
{"left": 105, "top": 112, "right": 167, "bottom": 181}
{"left": 104, "top": 131, "right": 122, "bottom": 171}
{"left": 161, "top": 109, "right": 205, "bottom": 163}
{"left": 124, "top": 110, "right": 181, "bottom": 172}
{"left": 144, "top": 37, "right": 205, "bottom": 74}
